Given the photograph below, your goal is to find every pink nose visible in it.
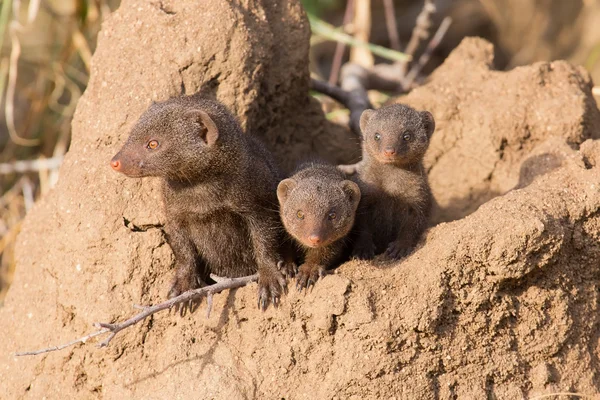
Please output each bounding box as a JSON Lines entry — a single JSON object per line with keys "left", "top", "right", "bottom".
{"left": 384, "top": 148, "right": 396, "bottom": 157}
{"left": 110, "top": 159, "right": 121, "bottom": 171}
{"left": 308, "top": 235, "right": 321, "bottom": 245}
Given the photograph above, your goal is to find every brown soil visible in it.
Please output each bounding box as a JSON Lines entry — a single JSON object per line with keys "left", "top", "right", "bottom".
{"left": 400, "top": 37, "right": 600, "bottom": 224}
{"left": 1, "top": 1, "right": 600, "bottom": 399}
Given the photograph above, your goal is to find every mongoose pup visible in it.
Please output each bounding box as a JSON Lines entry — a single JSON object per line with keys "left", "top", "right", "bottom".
{"left": 347, "top": 104, "right": 434, "bottom": 260}
{"left": 110, "top": 93, "right": 291, "bottom": 310}
{"left": 277, "top": 162, "right": 360, "bottom": 290}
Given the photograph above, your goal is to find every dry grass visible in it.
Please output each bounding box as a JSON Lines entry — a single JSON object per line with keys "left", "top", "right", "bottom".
{"left": 0, "top": 0, "right": 120, "bottom": 302}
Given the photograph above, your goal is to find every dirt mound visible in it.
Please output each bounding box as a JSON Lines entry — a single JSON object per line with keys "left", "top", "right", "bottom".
{"left": 397, "top": 37, "right": 600, "bottom": 223}
{"left": 1, "top": 2, "right": 600, "bottom": 399}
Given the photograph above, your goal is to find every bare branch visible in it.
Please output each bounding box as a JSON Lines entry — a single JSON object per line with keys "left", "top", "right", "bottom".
{"left": 403, "top": 16, "right": 452, "bottom": 89}
{"left": 383, "top": 0, "right": 401, "bottom": 51}
{"left": 396, "top": 0, "right": 437, "bottom": 79}
{"left": 0, "top": 156, "right": 64, "bottom": 175}
{"left": 351, "top": 0, "right": 374, "bottom": 67}
{"left": 206, "top": 292, "right": 214, "bottom": 319}
{"left": 15, "top": 274, "right": 258, "bottom": 356}
{"left": 14, "top": 329, "right": 110, "bottom": 356}
{"left": 328, "top": 0, "right": 355, "bottom": 85}
{"left": 6, "top": 0, "right": 42, "bottom": 146}
{"left": 95, "top": 273, "right": 258, "bottom": 347}
{"left": 403, "top": 0, "right": 436, "bottom": 58}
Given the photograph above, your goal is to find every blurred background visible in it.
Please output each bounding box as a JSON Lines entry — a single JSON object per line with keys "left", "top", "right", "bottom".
{"left": 1, "top": 0, "right": 600, "bottom": 303}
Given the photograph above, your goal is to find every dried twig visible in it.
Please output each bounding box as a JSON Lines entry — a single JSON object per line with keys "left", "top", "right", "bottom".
{"left": 72, "top": 28, "right": 92, "bottom": 72}
{"left": 399, "top": 0, "right": 436, "bottom": 71}
{"left": 328, "top": 0, "right": 355, "bottom": 85}
{"left": 21, "top": 176, "right": 34, "bottom": 212}
{"left": 0, "top": 156, "right": 63, "bottom": 175}
{"left": 332, "top": 0, "right": 445, "bottom": 96}
{"left": 14, "top": 329, "right": 110, "bottom": 357}
{"left": 310, "top": 78, "right": 371, "bottom": 136}
{"left": 351, "top": 0, "right": 374, "bottom": 67}
{"left": 382, "top": 0, "right": 401, "bottom": 51}
{"left": 403, "top": 16, "right": 452, "bottom": 89}
{"left": 6, "top": 0, "right": 42, "bottom": 146}
{"left": 15, "top": 274, "right": 258, "bottom": 356}
{"left": 92, "top": 273, "right": 258, "bottom": 347}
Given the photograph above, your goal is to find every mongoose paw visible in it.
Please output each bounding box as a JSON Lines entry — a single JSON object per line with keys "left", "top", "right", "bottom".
{"left": 167, "top": 274, "right": 204, "bottom": 299}
{"left": 278, "top": 260, "right": 298, "bottom": 279}
{"left": 257, "top": 269, "right": 287, "bottom": 311}
{"left": 337, "top": 163, "right": 358, "bottom": 176}
{"left": 385, "top": 242, "right": 412, "bottom": 260}
{"left": 296, "top": 263, "right": 325, "bottom": 292}
{"left": 352, "top": 243, "right": 375, "bottom": 260}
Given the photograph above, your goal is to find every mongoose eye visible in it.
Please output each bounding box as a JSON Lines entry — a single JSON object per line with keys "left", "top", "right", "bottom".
{"left": 328, "top": 211, "right": 336, "bottom": 220}
{"left": 374, "top": 133, "right": 381, "bottom": 141}
{"left": 147, "top": 140, "right": 159, "bottom": 149}
{"left": 402, "top": 133, "right": 412, "bottom": 141}
{"left": 296, "top": 210, "right": 304, "bottom": 220}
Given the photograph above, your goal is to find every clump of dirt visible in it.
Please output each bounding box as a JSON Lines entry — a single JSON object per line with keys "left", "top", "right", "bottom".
{"left": 1, "top": 1, "right": 600, "bottom": 399}
{"left": 397, "top": 37, "right": 600, "bottom": 223}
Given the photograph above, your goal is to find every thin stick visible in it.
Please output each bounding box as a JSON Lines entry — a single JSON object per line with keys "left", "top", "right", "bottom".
{"left": 95, "top": 274, "right": 258, "bottom": 347}
{"left": 382, "top": 0, "right": 401, "bottom": 50}
{"left": 403, "top": 0, "right": 436, "bottom": 58}
{"left": 21, "top": 175, "right": 34, "bottom": 212}
{"left": 0, "top": 156, "right": 63, "bottom": 175}
{"left": 5, "top": 0, "right": 42, "bottom": 146}
{"left": 350, "top": 0, "right": 373, "bottom": 67}
{"left": 15, "top": 274, "right": 259, "bottom": 356}
{"left": 328, "top": 0, "right": 355, "bottom": 85}
{"left": 0, "top": 0, "right": 12, "bottom": 56}
{"left": 403, "top": 16, "right": 452, "bottom": 89}
{"left": 397, "top": 0, "right": 436, "bottom": 77}
{"left": 72, "top": 28, "right": 92, "bottom": 72}
{"left": 14, "top": 329, "right": 110, "bottom": 356}
{"left": 206, "top": 292, "right": 213, "bottom": 319}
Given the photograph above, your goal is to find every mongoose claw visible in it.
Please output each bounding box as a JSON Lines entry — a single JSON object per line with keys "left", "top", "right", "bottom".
{"left": 167, "top": 285, "right": 182, "bottom": 300}
{"left": 351, "top": 244, "right": 375, "bottom": 261}
{"left": 385, "top": 242, "right": 412, "bottom": 260}
{"left": 257, "top": 269, "right": 287, "bottom": 311}
{"left": 296, "top": 264, "right": 324, "bottom": 292}
{"left": 277, "top": 260, "right": 298, "bottom": 279}
{"left": 167, "top": 273, "right": 205, "bottom": 300}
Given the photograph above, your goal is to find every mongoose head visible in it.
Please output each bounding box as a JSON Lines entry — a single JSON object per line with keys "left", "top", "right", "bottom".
{"left": 360, "top": 104, "right": 435, "bottom": 167}
{"left": 110, "top": 97, "right": 232, "bottom": 181}
{"left": 277, "top": 177, "right": 361, "bottom": 248}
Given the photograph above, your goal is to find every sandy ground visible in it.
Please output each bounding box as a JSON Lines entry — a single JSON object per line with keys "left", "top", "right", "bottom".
{"left": 1, "top": 1, "right": 600, "bottom": 398}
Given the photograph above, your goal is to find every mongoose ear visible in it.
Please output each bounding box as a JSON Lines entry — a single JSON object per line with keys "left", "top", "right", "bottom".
{"left": 277, "top": 179, "right": 297, "bottom": 205}
{"left": 184, "top": 109, "right": 219, "bottom": 145}
{"left": 421, "top": 111, "right": 435, "bottom": 139}
{"left": 359, "top": 109, "right": 375, "bottom": 135}
{"left": 341, "top": 180, "right": 361, "bottom": 210}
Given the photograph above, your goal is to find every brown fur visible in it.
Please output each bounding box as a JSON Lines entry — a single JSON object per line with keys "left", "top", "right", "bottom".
{"left": 111, "top": 93, "right": 292, "bottom": 309}
{"left": 348, "top": 103, "right": 434, "bottom": 260}
{"left": 277, "top": 162, "right": 360, "bottom": 289}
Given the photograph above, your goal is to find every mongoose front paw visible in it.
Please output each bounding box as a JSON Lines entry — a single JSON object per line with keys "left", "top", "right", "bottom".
{"left": 337, "top": 164, "right": 358, "bottom": 175}
{"left": 384, "top": 242, "right": 412, "bottom": 260}
{"left": 167, "top": 274, "right": 203, "bottom": 299}
{"left": 257, "top": 269, "right": 287, "bottom": 311}
{"left": 278, "top": 260, "right": 298, "bottom": 279}
{"left": 296, "top": 263, "right": 325, "bottom": 292}
{"left": 352, "top": 242, "right": 375, "bottom": 260}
